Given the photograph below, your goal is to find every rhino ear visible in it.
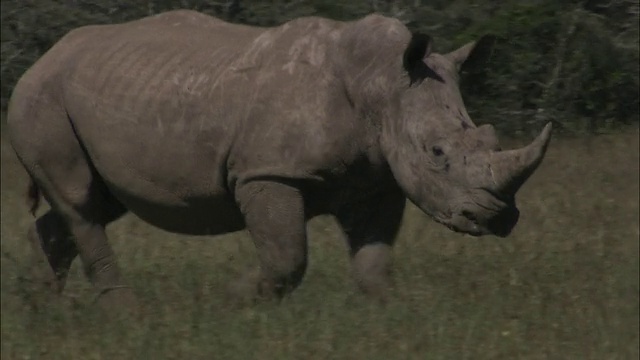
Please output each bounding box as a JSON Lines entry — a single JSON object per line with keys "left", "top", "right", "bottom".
{"left": 446, "top": 35, "right": 496, "bottom": 73}
{"left": 403, "top": 33, "right": 443, "bottom": 85}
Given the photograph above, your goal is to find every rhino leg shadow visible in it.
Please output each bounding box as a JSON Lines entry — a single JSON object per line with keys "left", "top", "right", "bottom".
{"left": 27, "top": 211, "right": 78, "bottom": 293}
{"left": 335, "top": 188, "right": 406, "bottom": 301}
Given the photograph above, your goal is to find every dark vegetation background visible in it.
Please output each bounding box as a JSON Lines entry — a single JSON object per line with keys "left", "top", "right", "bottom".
{"left": 1, "top": 0, "right": 638, "bottom": 135}
{"left": 1, "top": 1, "right": 638, "bottom": 359}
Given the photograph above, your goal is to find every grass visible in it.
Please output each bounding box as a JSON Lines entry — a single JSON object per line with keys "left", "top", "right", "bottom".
{"left": 1, "top": 127, "right": 638, "bottom": 359}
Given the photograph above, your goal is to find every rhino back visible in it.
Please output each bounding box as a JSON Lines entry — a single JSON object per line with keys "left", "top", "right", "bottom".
{"left": 45, "top": 13, "right": 254, "bottom": 210}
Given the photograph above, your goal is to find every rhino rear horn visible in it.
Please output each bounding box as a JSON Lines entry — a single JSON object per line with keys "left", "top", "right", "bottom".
{"left": 488, "top": 122, "right": 553, "bottom": 195}
{"left": 403, "top": 33, "right": 443, "bottom": 85}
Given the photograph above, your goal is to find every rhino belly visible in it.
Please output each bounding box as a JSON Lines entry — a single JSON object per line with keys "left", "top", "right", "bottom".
{"left": 100, "top": 172, "right": 245, "bottom": 235}
{"left": 80, "top": 128, "right": 245, "bottom": 236}
{"left": 107, "top": 185, "right": 246, "bottom": 236}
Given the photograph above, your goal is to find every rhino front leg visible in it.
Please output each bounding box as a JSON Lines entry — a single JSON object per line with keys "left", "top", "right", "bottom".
{"left": 234, "top": 181, "right": 308, "bottom": 301}
{"left": 335, "top": 189, "right": 406, "bottom": 300}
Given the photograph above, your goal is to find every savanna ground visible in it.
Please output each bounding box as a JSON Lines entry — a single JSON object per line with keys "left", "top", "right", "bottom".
{"left": 1, "top": 126, "right": 638, "bottom": 359}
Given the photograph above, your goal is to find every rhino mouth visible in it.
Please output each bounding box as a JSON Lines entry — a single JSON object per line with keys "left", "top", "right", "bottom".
{"left": 435, "top": 213, "right": 487, "bottom": 237}
{"left": 434, "top": 202, "right": 520, "bottom": 238}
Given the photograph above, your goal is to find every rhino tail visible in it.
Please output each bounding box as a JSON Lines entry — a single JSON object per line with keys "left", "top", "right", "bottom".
{"left": 27, "top": 176, "right": 41, "bottom": 217}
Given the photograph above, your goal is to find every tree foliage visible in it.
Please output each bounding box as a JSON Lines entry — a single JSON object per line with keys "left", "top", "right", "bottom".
{"left": 1, "top": 0, "right": 638, "bottom": 135}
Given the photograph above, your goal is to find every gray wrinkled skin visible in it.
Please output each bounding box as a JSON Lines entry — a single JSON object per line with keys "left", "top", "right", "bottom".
{"left": 7, "top": 10, "right": 552, "bottom": 305}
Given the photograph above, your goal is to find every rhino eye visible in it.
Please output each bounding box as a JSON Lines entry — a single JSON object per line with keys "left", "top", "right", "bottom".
{"left": 432, "top": 146, "right": 444, "bottom": 156}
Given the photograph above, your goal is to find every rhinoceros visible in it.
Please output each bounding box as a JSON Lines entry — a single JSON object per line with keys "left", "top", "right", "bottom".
{"left": 7, "top": 10, "right": 552, "bottom": 305}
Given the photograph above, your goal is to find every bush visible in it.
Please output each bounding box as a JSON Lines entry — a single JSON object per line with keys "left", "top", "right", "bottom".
{"left": 1, "top": 0, "right": 637, "bottom": 136}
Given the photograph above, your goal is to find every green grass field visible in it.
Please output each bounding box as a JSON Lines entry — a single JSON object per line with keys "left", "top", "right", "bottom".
{"left": 1, "top": 128, "right": 638, "bottom": 359}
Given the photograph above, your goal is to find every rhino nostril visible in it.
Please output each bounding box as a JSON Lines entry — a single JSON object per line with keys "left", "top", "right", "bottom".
{"left": 461, "top": 210, "right": 477, "bottom": 222}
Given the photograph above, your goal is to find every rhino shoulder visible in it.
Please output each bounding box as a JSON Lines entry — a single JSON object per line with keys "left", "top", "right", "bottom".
{"left": 348, "top": 14, "right": 409, "bottom": 42}
{"left": 333, "top": 14, "right": 410, "bottom": 70}
{"left": 132, "top": 9, "right": 228, "bottom": 29}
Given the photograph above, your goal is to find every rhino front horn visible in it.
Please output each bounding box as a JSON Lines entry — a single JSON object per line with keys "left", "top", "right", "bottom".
{"left": 488, "top": 122, "right": 553, "bottom": 195}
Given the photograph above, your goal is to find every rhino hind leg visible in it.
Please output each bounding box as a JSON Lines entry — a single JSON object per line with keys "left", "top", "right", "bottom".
{"left": 27, "top": 168, "right": 133, "bottom": 304}
{"left": 32, "top": 173, "right": 134, "bottom": 308}
{"left": 231, "top": 181, "right": 308, "bottom": 302}
{"left": 14, "top": 123, "right": 133, "bottom": 308}
{"left": 335, "top": 188, "right": 406, "bottom": 301}
{"left": 9, "top": 86, "right": 135, "bottom": 309}
{"left": 27, "top": 211, "right": 78, "bottom": 293}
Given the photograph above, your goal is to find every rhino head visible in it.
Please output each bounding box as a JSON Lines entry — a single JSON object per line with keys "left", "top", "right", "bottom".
{"left": 377, "top": 32, "right": 552, "bottom": 237}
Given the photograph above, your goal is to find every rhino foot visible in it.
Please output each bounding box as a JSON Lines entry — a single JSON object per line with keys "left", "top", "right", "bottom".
{"left": 352, "top": 244, "right": 395, "bottom": 303}
{"left": 225, "top": 266, "right": 305, "bottom": 306}
{"left": 94, "top": 285, "right": 140, "bottom": 311}
{"left": 93, "top": 286, "right": 143, "bottom": 318}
